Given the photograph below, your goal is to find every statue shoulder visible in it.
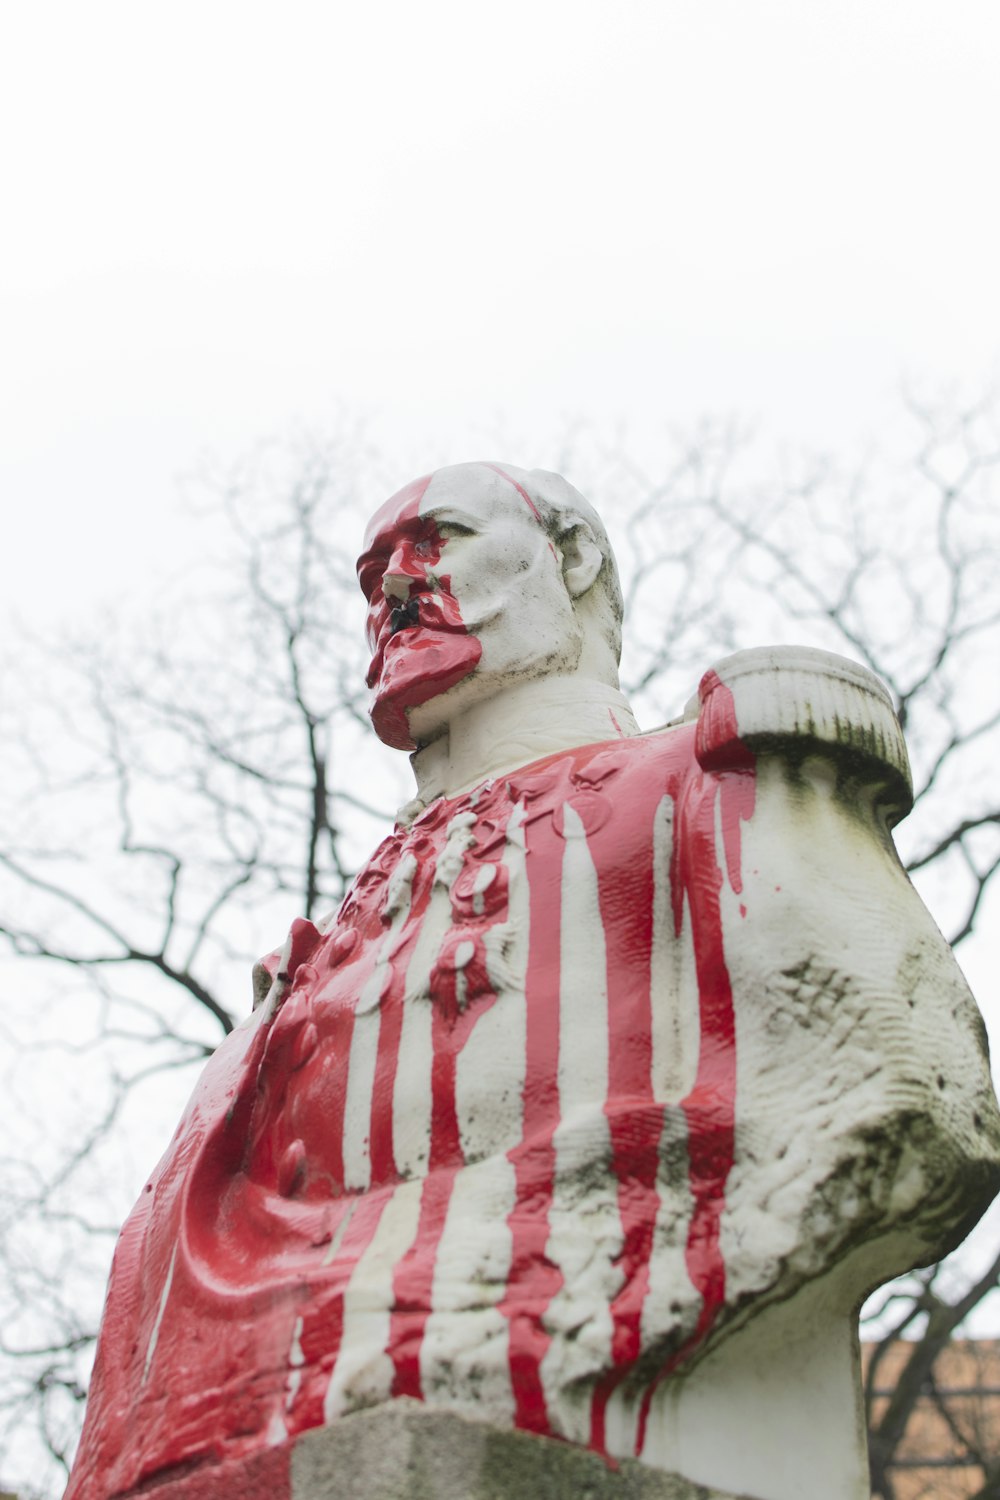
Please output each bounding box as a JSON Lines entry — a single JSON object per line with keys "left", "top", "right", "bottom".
{"left": 684, "top": 645, "right": 912, "bottom": 812}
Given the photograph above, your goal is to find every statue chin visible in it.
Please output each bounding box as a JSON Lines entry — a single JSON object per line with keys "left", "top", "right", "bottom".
{"left": 371, "top": 629, "right": 482, "bottom": 749}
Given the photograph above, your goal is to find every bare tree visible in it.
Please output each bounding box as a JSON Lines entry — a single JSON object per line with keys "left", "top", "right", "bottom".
{"left": 864, "top": 1259, "right": 1000, "bottom": 1498}
{"left": 1, "top": 400, "right": 998, "bottom": 1496}
{"left": 0, "top": 432, "right": 409, "bottom": 1493}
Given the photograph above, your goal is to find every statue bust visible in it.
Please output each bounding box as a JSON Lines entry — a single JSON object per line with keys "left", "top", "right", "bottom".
{"left": 67, "top": 463, "right": 1000, "bottom": 1500}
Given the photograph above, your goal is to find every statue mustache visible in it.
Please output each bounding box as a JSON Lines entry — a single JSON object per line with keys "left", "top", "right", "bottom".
{"left": 384, "top": 591, "right": 466, "bottom": 639}
{"left": 389, "top": 596, "right": 422, "bottom": 635}
{"left": 368, "top": 591, "right": 470, "bottom": 689}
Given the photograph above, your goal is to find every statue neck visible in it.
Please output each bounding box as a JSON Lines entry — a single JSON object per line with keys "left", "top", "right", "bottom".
{"left": 402, "top": 675, "right": 640, "bottom": 820}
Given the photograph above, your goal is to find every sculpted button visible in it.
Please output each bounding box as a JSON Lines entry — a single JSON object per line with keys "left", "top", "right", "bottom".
{"left": 382, "top": 851, "right": 418, "bottom": 922}
{"left": 553, "top": 792, "right": 610, "bottom": 838}
{"left": 289, "top": 962, "right": 318, "bottom": 995}
{"left": 438, "top": 937, "right": 477, "bottom": 971}
{"left": 291, "top": 1021, "right": 319, "bottom": 1071}
{"left": 571, "top": 750, "right": 623, "bottom": 789}
{"left": 450, "top": 860, "right": 508, "bottom": 919}
{"left": 328, "top": 928, "right": 360, "bottom": 967}
{"left": 277, "top": 1139, "right": 307, "bottom": 1197}
{"left": 470, "top": 815, "right": 508, "bottom": 857}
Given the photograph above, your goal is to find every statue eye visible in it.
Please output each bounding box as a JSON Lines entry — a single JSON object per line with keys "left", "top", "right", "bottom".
{"left": 436, "top": 522, "right": 473, "bottom": 539}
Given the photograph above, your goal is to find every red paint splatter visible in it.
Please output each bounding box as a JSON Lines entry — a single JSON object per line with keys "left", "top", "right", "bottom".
{"left": 484, "top": 462, "right": 543, "bottom": 523}
{"left": 499, "top": 804, "right": 565, "bottom": 1432}
{"left": 484, "top": 463, "right": 559, "bottom": 561}
{"left": 358, "top": 474, "right": 482, "bottom": 751}
{"left": 633, "top": 670, "right": 755, "bottom": 1452}
{"left": 390, "top": 802, "right": 514, "bottom": 1398}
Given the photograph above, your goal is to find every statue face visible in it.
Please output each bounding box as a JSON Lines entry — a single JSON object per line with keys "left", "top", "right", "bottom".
{"left": 358, "top": 463, "right": 581, "bottom": 750}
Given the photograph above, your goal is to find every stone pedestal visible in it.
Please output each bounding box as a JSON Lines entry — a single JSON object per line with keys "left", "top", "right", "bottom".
{"left": 123, "top": 1402, "right": 754, "bottom": 1500}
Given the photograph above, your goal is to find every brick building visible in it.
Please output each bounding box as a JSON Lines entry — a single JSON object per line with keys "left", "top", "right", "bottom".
{"left": 864, "top": 1340, "right": 1000, "bottom": 1497}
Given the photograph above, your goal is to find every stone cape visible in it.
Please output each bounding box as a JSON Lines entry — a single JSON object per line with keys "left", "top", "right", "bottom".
{"left": 66, "top": 648, "right": 1000, "bottom": 1500}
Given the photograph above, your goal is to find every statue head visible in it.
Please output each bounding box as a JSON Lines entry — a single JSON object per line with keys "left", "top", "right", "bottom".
{"left": 357, "top": 461, "right": 624, "bottom": 751}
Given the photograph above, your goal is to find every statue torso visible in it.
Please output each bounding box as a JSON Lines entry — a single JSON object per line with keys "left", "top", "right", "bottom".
{"left": 68, "top": 655, "right": 1000, "bottom": 1500}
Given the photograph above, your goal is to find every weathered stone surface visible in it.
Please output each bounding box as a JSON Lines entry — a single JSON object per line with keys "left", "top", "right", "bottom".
{"left": 292, "top": 1402, "right": 755, "bottom": 1499}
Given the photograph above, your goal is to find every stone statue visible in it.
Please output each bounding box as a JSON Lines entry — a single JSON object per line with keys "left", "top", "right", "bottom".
{"left": 67, "top": 463, "right": 1000, "bottom": 1500}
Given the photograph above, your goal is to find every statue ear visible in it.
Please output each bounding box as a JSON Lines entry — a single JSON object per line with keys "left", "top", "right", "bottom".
{"left": 560, "top": 522, "right": 603, "bottom": 599}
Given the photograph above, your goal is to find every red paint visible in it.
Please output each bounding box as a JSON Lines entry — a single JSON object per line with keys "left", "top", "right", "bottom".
{"left": 389, "top": 1169, "right": 458, "bottom": 1398}
{"left": 633, "top": 669, "right": 755, "bottom": 1452}
{"left": 586, "top": 757, "right": 659, "bottom": 1452}
{"left": 582, "top": 677, "right": 756, "bottom": 1458}
{"left": 389, "top": 801, "right": 514, "bottom": 1400}
{"left": 499, "top": 805, "right": 564, "bottom": 1432}
{"left": 484, "top": 462, "right": 543, "bottom": 523}
{"left": 483, "top": 463, "right": 560, "bottom": 561}
{"left": 358, "top": 474, "right": 482, "bottom": 750}
{"left": 67, "top": 683, "right": 756, "bottom": 1498}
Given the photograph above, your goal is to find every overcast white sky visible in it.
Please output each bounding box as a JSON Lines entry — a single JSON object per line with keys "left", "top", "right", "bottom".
{"left": 3, "top": 0, "right": 999, "bottom": 627}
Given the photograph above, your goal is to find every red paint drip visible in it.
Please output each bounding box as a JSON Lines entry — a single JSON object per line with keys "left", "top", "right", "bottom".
{"left": 634, "top": 673, "right": 755, "bottom": 1454}
{"left": 499, "top": 805, "right": 564, "bottom": 1433}
{"left": 484, "top": 462, "right": 543, "bottom": 523}
{"left": 277, "top": 836, "right": 441, "bottom": 1433}
{"left": 389, "top": 1170, "right": 457, "bottom": 1398}
{"left": 389, "top": 804, "right": 513, "bottom": 1398}
{"left": 285, "top": 1188, "right": 395, "bottom": 1434}
{"left": 368, "top": 872, "right": 435, "bottom": 1186}
{"left": 588, "top": 779, "right": 658, "bottom": 1455}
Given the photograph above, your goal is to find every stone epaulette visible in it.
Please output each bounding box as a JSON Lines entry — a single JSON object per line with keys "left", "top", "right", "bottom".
{"left": 692, "top": 645, "right": 912, "bottom": 813}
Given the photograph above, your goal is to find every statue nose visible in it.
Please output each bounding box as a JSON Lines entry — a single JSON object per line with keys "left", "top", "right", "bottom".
{"left": 382, "top": 571, "right": 418, "bottom": 602}
{"left": 382, "top": 543, "right": 427, "bottom": 601}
